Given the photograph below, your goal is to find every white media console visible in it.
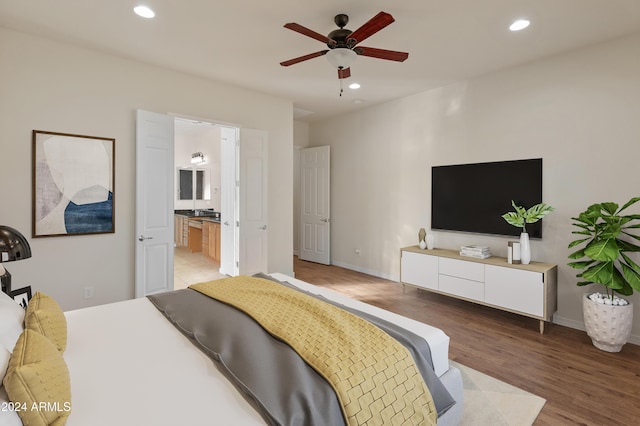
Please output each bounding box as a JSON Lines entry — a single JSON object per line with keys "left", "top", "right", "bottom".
{"left": 400, "top": 246, "right": 558, "bottom": 333}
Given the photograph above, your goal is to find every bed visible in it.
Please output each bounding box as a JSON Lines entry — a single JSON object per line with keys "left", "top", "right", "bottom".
{"left": 1, "top": 273, "right": 463, "bottom": 425}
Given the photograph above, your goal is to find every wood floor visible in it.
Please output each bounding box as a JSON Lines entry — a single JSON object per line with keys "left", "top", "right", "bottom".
{"left": 293, "top": 257, "right": 640, "bottom": 426}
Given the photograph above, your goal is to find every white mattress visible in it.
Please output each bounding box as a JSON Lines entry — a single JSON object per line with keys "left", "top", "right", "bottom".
{"left": 64, "top": 297, "right": 264, "bottom": 426}
{"left": 60, "top": 274, "right": 451, "bottom": 425}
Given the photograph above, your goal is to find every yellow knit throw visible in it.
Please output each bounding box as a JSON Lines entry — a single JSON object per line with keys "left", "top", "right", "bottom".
{"left": 190, "top": 276, "right": 436, "bottom": 425}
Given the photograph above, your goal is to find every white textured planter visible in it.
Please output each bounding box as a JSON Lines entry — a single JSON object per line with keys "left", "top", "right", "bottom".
{"left": 583, "top": 293, "right": 633, "bottom": 352}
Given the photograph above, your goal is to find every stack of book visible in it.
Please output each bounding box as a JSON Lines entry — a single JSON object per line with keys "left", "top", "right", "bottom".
{"left": 459, "top": 245, "right": 492, "bottom": 259}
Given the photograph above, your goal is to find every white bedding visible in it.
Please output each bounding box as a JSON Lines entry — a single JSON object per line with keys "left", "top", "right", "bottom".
{"left": 64, "top": 297, "right": 264, "bottom": 426}
{"left": 12, "top": 274, "right": 457, "bottom": 426}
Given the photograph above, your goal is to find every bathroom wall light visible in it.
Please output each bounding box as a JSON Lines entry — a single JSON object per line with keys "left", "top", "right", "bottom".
{"left": 191, "top": 152, "right": 205, "bottom": 164}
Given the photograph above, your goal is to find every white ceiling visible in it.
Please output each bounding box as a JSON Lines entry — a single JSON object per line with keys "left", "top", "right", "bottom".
{"left": 2, "top": 0, "right": 640, "bottom": 122}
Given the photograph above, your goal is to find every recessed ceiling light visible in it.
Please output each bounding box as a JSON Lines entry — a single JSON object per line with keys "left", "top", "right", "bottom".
{"left": 509, "top": 19, "right": 530, "bottom": 32}
{"left": 134, "top": 5, "right": 155, "bottom": 19}
{"left": 349, "top": 83, "right": 361, "bottom": 90}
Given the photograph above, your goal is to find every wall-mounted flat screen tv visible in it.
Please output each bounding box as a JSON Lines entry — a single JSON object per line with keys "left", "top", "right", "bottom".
{"left": 431, "top": 158, "right": 543, "bottom": 238}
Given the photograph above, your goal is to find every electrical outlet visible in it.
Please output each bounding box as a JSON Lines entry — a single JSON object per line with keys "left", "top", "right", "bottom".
{"left": 355, "top": 248, "right": 360, "bottom": 255}
{"left": 83, "top": 286, "right": 94, "bottom": 299}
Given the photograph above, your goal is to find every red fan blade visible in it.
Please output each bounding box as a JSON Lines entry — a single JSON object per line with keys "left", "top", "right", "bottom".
{"left": 347, "top": 12, "right": 395, "bottom": 46}
{"left": 280, "top": 50, "right": 329, "bottom": 67}
{"left": 337, "top": 67, "right": 351, "bottom": 79}
{"left": 355, "top": 46, "right": 408, "bottom": 62}
{"left": 284, "top": 23, "right": 335, "bottom": 45}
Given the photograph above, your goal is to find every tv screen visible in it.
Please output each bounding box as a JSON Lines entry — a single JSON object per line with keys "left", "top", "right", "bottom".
{"left": 431, "top": 158, "right": 543, "bottom": 238}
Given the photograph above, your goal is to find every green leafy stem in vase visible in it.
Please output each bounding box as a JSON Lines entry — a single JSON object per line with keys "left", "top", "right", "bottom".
{"left": 502, "top": 200, "right": 554, "bottom": 233}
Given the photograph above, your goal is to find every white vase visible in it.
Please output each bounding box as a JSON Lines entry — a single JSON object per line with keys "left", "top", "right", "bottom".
{"left": 583, "top": 293, "right": 633, "bottom": 352}
{"left": 426, "top": 234, "right": 434, "bottom": 250}
{"left": 520, "top": 232, "right": 531, "bottom": 264}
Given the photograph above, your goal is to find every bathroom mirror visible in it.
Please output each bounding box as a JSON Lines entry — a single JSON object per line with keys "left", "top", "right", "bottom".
{"left": 177, "top": 167, "right": 211, "bottom": 200}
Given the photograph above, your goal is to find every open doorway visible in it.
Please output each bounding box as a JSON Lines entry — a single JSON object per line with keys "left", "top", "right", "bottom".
{"left": 135, "top": 109, "right": 268, "bottom": 297}
{"left": 173, "top": 118, "right": 227, "bottom": 289}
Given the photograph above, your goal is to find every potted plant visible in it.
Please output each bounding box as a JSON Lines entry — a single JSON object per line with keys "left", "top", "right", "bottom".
{"left": 568, "top": 197, "right": 640, "bottom": 352}
{"left": 502, "top": 201, "right": 554, "bottom": 264}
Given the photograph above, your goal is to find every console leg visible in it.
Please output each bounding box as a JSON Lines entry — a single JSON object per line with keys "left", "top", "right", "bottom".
{"left": 539, "top": 320, "right": 545, "bottom": 334}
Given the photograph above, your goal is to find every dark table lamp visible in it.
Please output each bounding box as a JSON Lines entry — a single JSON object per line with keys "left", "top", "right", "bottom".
{"left": 0, "top": 226, "right": 32, "bottom": 294}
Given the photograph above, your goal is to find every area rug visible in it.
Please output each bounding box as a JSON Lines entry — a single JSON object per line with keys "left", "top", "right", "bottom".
{"left": 450, "top": 361, "right": 546, "bottom": 426}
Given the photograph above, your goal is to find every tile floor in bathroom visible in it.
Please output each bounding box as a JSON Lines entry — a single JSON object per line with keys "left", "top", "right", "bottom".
{"left": 173, "top": 246, "right": 226, "bottom": 289}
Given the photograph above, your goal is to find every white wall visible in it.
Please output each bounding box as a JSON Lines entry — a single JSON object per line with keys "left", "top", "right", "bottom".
{"left": 0, "top": 27, "right": 294, "bottom": 310}
{"left": 309, "top": 32, "right": 640, "bottom": 342}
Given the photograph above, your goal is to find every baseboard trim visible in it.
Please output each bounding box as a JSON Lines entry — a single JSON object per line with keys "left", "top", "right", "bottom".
{"left": 329, "top": 260, "right": 396, "bottom": 282}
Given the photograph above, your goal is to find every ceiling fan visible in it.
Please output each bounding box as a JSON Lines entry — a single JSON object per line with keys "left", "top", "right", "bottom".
{"left": 280, "top": 12, "right": 409, "bottom": 80}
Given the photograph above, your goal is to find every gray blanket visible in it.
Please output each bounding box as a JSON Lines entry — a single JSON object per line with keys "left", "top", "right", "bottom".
{"left": 148, "top": 279, "right": 454, "bottom": 425}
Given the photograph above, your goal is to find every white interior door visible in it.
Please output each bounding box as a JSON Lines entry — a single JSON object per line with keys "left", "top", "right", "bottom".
{"left": 135, "top": 110, "right": 175, "bottom": 297}
{"left": 238, "top": 129, "right": 268, "bottom": 275}
{"left": 220, "top": 126, "right": 238, "bottom": 276}
{"left": 299, "top": 146, "right": 330, "bottom": 265}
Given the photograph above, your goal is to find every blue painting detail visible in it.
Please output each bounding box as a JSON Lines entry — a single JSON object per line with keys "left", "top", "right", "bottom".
{"left": 64, "top": 192, "right": 113, "bottom": 234}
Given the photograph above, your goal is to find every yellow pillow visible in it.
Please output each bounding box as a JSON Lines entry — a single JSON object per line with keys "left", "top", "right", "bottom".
{"left": 25, "top": 292, "right": 67, "bottom": 353}
{"left": 3, "top": 329, "right": 71, "bottom": 426}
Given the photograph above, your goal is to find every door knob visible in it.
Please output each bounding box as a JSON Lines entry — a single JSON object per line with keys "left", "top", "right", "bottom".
{"left": 224, "top": 221, "right": 230, "bottom": 226}
{"left": 259, "top": 225, "right": 268, "bottom": 230}
{"left": 138, "top": 235, "right": 153, "bottom": 241}
{"left": 321, "top": 218, "right": 331, "bottom": 223}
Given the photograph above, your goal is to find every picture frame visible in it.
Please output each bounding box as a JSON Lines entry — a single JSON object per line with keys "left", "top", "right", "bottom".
{"left": 9, "top": 286, "right": 32, "bottom": 309}
{"left": 32, "top": 130, "right": 115, "bottom": 237}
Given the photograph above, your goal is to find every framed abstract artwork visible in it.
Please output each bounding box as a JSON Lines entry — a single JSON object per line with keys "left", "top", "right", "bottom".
{"left": 32, "top": 130, "right": 115, "bottom": 237}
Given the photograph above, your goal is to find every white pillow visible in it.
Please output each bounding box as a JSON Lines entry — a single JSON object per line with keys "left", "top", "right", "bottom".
{"left": 0, "top": 346, "right": 9, "bottom": 377}
{"left": 0, "top": 346, "right": 9, "bottom": 388}
{"left": 0, "top": 386, "right": 23, "bottom": 426}
{"left": 0, "top": 291, "right": 25, "bottom": 352}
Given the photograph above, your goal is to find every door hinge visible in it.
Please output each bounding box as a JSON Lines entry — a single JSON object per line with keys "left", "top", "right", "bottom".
{"left": 236, "top": 221, "right": 240, "bottom": 227}
{"left": 236, "top": 261, "right": 239, "bottom": 267}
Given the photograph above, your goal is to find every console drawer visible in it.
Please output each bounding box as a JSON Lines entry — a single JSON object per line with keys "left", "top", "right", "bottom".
{"left": 439, "top": 274, "right": 484, "bottom": 302}
{"left": 439, "top": 257, "right": 484, "bottom": 282}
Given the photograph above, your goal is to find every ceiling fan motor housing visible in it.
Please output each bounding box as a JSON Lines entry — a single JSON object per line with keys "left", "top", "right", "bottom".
{"left": 327, "top": 14, "right": 354, "bottom": 49}
{"left": 327, "top": 28, "right": 352, "bottom": 48}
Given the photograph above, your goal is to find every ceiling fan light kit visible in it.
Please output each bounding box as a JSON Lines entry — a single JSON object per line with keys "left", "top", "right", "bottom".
{"left": 326, "top": 48, "right": 357, "bottom": 70}
{"left": 280, "top": 11, "right": 409, "bottom": 84}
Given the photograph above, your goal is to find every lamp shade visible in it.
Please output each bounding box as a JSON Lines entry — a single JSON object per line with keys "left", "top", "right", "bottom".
{"left": 326, "top": 48, "right": 357, "bottom": 70}
{"left": 0, "top": 226, "right": 32, "bottom": 263}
